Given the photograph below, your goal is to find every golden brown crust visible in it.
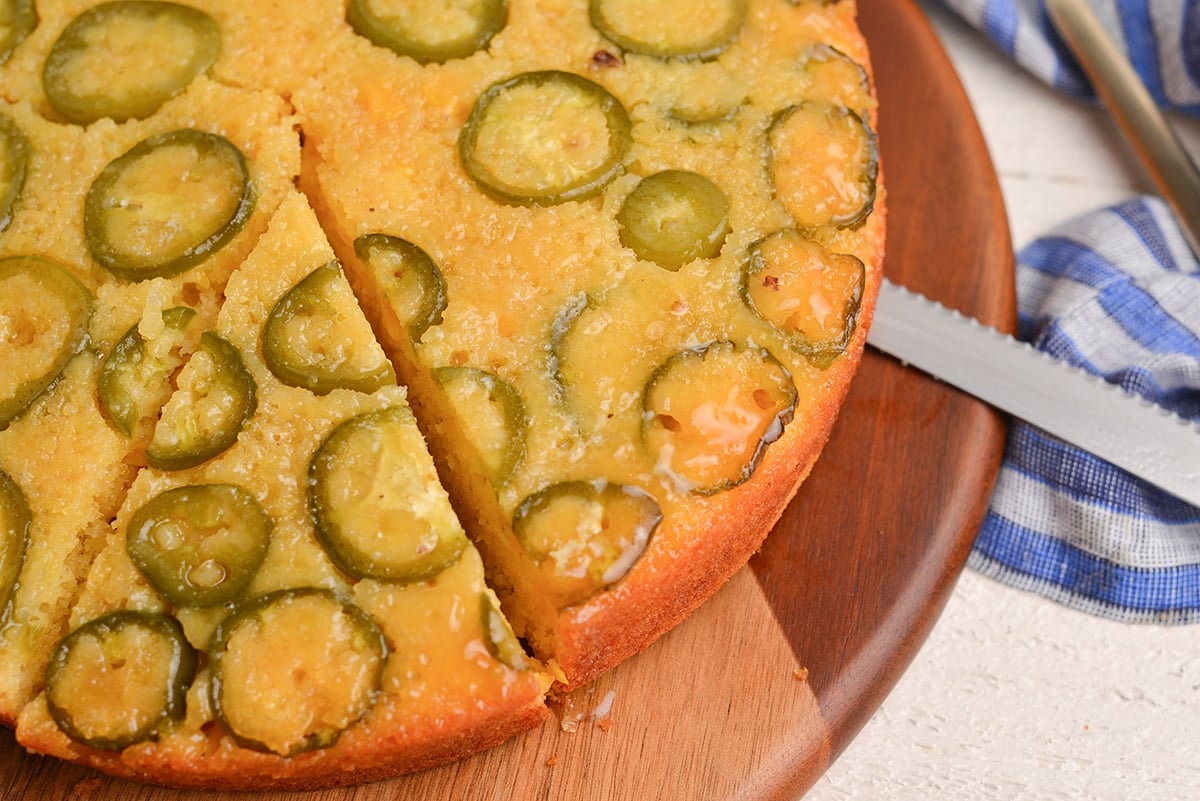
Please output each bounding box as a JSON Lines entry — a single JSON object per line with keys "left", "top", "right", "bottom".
{"left": 16, "top": 690, "right": 550, "bottom": 791}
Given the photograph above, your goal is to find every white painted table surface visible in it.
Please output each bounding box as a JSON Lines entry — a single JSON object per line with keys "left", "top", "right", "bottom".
{"left": 807, "top": 3, "right": 1200, "bottom": 799}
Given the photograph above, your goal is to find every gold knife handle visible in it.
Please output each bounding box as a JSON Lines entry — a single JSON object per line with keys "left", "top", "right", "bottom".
{"left": 1045, "top": 0, "right": 1200, "bottom": 260}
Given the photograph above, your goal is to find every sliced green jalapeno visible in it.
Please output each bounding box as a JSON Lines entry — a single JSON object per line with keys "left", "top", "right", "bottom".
{"left": 352, "top": 234, "right": 447, "bottom": 342}
{"left": 99, "top": 305, "right": 198, "bottom": 439}
{"left": 616, "top": 169, "right": 730, "bottom": 270}
{"left": 641, "top": 341, "right": 796, "bottom": 494}
{"left": 0, "top": 468, "right": 31, "bottom": 614}
{"left": 433, "top": 365, "right": 526, "bottom": 485}
{"left": 513, "top": 479, "right": 660, "bottom": 608}
{"left": 347, "top": 0, "right": 506, "bottom": 64}
{"left": 800, "top": 43, "right": 873, "bottom": 114}
{"left": 0, "top": 113, "right": 29, "bottom": 233}
{"left": 309, "top": 406, "right": 467, "bottom": 584}
{"left": 480, "top": 592, "right": 528, "bottom": 671}
{"left": 209, "top": 588, "right": 387, "bottom": 756}
{"left": 125, "top": 483, "right": 271, "bottom": 608}
{"left": 768, "top": 101, "right": 877, "bottom": 230}
{"left": 460, "top": 70, "right": 632, "bottom": 206}
{"left": 85, "top": 128, "right": 255, "bottom": 281}
{"left": 146, "top": 331, "right": 256, "bottom": 470}
{"left": 0, "top": 0, "right": 35, "bottom": 65}
{"left": 0, "top": 256, "right": 92, "bottom": 430}
{"left": 43, "top": 1, "right": 222, "bottom": 125}
{"left": 589, "top": 0, "right": 746, "bottom": 60}
{"left": 262, "top": 260, "right": 397, "bottom": 395}
{"left": 741, "top": 229, "right": 864, "bottom": 367}
{"left": 45, "top": 610, "right": 196, "bottom": 751}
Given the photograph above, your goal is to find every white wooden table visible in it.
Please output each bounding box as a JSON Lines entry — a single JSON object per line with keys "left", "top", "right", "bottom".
{"left": 807, "top": 3, "right": 1200, "bottom": 798}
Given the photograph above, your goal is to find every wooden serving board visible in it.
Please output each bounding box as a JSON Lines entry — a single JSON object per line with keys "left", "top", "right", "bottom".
{"left": 0, "top": 0, "right": 1015, "bottom": 797}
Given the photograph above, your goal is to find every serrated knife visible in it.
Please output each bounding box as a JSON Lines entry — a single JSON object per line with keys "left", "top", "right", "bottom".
{"left": 866, "top": 278, "right": 1200, "bottom": 508}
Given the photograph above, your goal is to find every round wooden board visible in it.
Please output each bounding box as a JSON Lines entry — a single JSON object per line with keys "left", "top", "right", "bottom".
{"left": 0, "top": 0, "right": 1014, "bottom": 798}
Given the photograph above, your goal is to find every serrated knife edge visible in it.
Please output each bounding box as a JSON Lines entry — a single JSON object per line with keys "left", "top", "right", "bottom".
{"left": 866, "top": 278, "right": 1200, "bottom": 508}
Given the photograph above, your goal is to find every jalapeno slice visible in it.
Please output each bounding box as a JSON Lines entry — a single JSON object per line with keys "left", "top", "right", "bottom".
{"left": 0, "top": 0, "right": 35, "bottom": 65}
{"left": 209, "top": 588, "right": 387, "bottom": 756}
{"left": 347, "top": 0, "right": 506, "bottom": 64}
{"left": 480, "top": 592, "right": 528, "bottom": 671}
{"left": 513, "top": 479, "right": 660, "bottom": 608}
{"left": 0, "top": 113, "right": 29, "bottom": 233}
{"left": 460, "top": 70, "right": 632, "bottom": 206}
{"left": 433, "top": 366, "right": 526, "bottom": 485}
{"left": 741, "top": 229, "right": 864, "bottom": 367}
{"left": 616, "top": 170, "right": 730, "bottom": 270}
{"left": 145, "top": 331, "right": 256, "bottom": 470}
{"left": 84, "top": 128, "right": 255, "bottom": 281}
{"left": 352, "top": 234, "right": 447, "bottom": 342}
{"left": 45, "top": 610, "right": 196, "bottom": 751}
{"left": 800, "top": 44, "right": 873, "bottom": 114}
{"left": 642, "top": 341, "right": 796, "bottom": 494}
{"left": 769, "top": 101, "right": 878, "bottom": 230}
{"left": 126, "top": 483, "right": 271, "bottom": 608}
{"left": 262, "top": 260, "right": 397, "bottom": 395}
{"left": 43, "top": 1, "right": 222, "bottom": 125}
{"left": 309, "top": 406, "right": 467, "bottom": 584}
{"left": 0, "top": 256, "right": 92, "bottom": 430}
{"left": 0, "top": 469, "right": 31, "bottom": 614}
{"left": 99, "top": 306, "right": 198, "bottom": 439}
{"left": 589, "top": 0, "right": 746, "bottom": 60}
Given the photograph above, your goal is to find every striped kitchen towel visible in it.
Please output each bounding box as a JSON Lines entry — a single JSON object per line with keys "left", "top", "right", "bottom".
{"left": 941, "top": 0, "right": 1200, "bottom": 114}
{"left": 968, "top": 197, "right": 1200, "bottom": 624}
{"left": 939, "top": 0, "right": 1200, "bottom": 623}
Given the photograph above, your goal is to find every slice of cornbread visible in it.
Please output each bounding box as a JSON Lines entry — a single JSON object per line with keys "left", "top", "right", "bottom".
{"left": 14, "top": 191, "right": 550, "bottom": 789}
{"left": 0, "top": 352, "right": 132, "bottom": 724}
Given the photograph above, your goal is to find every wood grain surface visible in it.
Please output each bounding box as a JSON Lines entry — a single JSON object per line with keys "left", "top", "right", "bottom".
{"left": 0, "top": 0, "right": 1015, "bottom": 797}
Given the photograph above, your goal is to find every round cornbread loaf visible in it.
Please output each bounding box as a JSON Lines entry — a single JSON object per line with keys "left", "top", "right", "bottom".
{"left": 0, "top": 0, "right": 884, "bottom": 788}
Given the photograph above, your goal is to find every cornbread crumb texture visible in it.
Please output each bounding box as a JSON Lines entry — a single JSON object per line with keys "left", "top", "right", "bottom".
{"left": 0, "top": 0, "right": 883, "bottom": 788}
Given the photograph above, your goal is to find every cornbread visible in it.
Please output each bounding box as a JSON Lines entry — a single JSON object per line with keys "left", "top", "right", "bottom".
{"left": 0, "top": 0, "right": 885, "bottom": 788}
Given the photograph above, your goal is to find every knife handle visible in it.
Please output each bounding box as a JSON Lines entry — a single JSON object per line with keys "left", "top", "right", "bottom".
{"left": 1045, "top": 0, "right": 1200, "bottom": 261}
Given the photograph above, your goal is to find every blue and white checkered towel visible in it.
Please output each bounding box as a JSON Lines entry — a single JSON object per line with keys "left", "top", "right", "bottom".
{"left": 938, "top": 0, "right": 1200, "bottom": 623}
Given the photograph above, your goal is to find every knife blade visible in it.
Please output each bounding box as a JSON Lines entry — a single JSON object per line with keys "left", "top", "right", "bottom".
{"left": 865, "top": 278, "right": 1200, "bottom": 508}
